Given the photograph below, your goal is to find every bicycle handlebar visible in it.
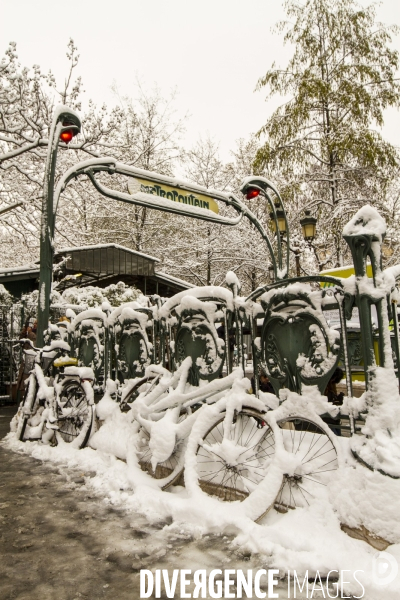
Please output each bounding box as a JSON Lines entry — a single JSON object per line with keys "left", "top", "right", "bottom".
{"left": 14, "top": 338, "right": 71, "bottom": 354}
{"left": 14, "top": 338, "right": 41, "bottom": 352}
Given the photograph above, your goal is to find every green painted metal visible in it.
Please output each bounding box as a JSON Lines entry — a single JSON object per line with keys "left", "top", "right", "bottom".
{"left": 343, "top": 231, "right": 383, "bottom": 389}
{"left": 113, "top": 308, "right": 154, "bottom": 381}
{"left": 53, "top": 160, "right": 287, "bottom": 281}
{"left": 36, "top": 107, "right": 81, "bottom": 347}
{"left": 69, "top": 315, "right": 106, "bottom": 383}
{"left": 171, "top": 305, "right": 227, "bottom": 386}
{"left": 259, "top": 286, "right": 340, "bottom": 395}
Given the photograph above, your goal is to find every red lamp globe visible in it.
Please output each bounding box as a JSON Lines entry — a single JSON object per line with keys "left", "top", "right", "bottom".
{"left": 60, "top": 129, "right": 74, "bottom": 144}
{"left": 246, "top": 188, "right": 260, "bottom": 200}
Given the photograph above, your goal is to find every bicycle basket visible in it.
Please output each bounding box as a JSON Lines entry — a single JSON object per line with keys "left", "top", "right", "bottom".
{"left": 42, "top": 356, "right": 54, "bottom": 375}
{"left": 23, "top": 353, "right": 36, "bottom": 374}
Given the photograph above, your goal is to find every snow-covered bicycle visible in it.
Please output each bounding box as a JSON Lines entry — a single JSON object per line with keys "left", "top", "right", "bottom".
{"left": 12, "top": 338, "right": 95, "bottom": 448}
{"left": 185, "top": 389, "right": 341, "bottom": 518}
{"left": 118, "top": 354, "right": 340, "bottom": 521}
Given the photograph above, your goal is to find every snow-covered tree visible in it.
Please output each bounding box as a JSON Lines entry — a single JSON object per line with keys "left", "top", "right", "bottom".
{"left": 254, "top": 0, "right": 400, "bottom": 268}
{"left": 0, "top": 40, "right": 123, "bottom": 266}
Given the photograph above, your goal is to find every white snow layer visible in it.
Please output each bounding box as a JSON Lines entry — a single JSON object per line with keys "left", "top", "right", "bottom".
{"left": 3, "top": 381, "right": 400, "bottom": 599}
{"left": 342, "top": 205, "right": 387, "bottom": 242}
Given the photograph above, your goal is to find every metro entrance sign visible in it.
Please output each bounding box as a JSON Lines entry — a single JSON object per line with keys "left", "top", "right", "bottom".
{"left": 127, "top": 177, "right": 219, "bottom": 214}
{"left": 36, "top": 106, "right": 290, "bottom": 346}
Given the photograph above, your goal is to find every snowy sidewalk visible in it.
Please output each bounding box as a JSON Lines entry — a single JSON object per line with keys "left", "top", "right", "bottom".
{"left": 0, "top": 411, "right": 143, "bottom": 599}
{"left": 0, "top": 406, "right": 306, "bottom": 600}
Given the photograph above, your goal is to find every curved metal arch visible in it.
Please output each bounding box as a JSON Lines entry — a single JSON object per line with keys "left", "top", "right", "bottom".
{"left": 241, "top": 176, "right": 291, "bottom": 278}
{"left": 53, "top": 157, "right": 280, "bottom": 278}
{"left": 245, "top": 275, "right": 344, "bottom": 303}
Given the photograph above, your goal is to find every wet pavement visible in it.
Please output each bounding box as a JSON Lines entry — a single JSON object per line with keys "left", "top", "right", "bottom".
{"left": 0, "top": 405, "right": 310, "bottom": 600}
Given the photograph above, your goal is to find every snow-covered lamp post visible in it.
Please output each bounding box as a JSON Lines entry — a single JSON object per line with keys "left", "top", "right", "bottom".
{"left": 241, "top": 177, "right": 290, "bottom": 279}
{"left": 300, "top": 210, "right": 317, "bottom": 242}
{"left": 36, "top": 107, "right": 81, "bottom": 347}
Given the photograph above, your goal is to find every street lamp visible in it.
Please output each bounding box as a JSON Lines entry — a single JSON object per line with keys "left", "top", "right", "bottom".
{"left": 269, "top": 202, "right": 287, "bottom": 236}
{"left": 299, "top": 209, "right": 321, "bottom": 272}
{"left": 268, "top": 264, "right": 275, "bottom": 283}
{"left": 300, "top": 210, "right": 317, "bottom": 242}
{"left": 36, "top": 107, "right": 81, "bottom": 347}
{"left": 268, "top": 207, "right": 318, "bottom": 277}
{"left": 242, "top": 180, "right": 290, "bottom": 280}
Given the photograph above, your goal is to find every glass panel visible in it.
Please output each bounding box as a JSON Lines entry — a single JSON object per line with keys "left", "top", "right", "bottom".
{"left": 87, "top": 249, "right": 94, "bottom": 272}
{"left": 114, "top": 248, "right": 119, "bottom": 273}
{"left": 94, "top": 249, "right": 100, "bottom": 273}
{"left": 132, "top": 254, "right": 138, "bottom": 275}
{"left": 101, "top": 248, "right": 108, "bottom": 273}
{"left": 80, "top": 251, "right": 86, "bottom": 271}
{"left": 120, "top": 250, "right": 126, "bottom": 274}
{"left": 126, "top": 253, "right": 132, "bottom": 275}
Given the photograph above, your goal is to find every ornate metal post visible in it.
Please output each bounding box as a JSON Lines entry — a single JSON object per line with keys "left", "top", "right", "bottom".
{"left": 343, "top": 209, "right": 387, "bottom": 388}
{"left": 36, "top": 107, "right": 81, "bottom": 347}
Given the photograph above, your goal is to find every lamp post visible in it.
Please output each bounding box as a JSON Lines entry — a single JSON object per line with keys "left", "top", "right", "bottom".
{"left": 300, "top": 209, "right": 320, "bottom": 271}
{"left": 267, "top": 206, "right": 318, "bottom": 278}
{"left": 300, "top": 210, "right": 317, "bottom": 243}
{"left": 36, "top": 106, "right": 81, "bottom": 347}
{"left": 267, "top": 202, "right": 304, "bottom": 277}
{"left": 241, "top": 178, "right": 290, "bottom": 280}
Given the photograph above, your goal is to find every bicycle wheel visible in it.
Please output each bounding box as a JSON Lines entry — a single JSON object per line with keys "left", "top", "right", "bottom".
{"left": 55, "top": 381, "right": 93, "bottom": 448}
{"left": 135, "top": 410, "right": 187, "bottom": 489}
{"left": 120, "top": 374, "right": 160, "bottom": 412}
{"left": 274, "top": 417, "right": 339, "bottom": 512}
{"left": 15, "top": 374, "right": 37, "bottom": 441}
{"left": 194, "top": 408, "right": 276, "bottom": 505}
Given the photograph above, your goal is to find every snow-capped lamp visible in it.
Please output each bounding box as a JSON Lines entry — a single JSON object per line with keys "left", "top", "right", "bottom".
{"left": 300, "top": 210, "right": 317, "bottom": 242}
{"left": 59, "top": 120, "right": 79, "bottom": 144}
{"left": 269, "top": 202, "right": 286, "bottom": 236}
{"left": 245, "top": 187, "right": 260, "bottom": 200}
{"left": 60, "top": 129, "right": 74, "bottom": 143}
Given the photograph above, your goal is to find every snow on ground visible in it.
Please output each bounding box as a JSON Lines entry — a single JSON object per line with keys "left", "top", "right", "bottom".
{"left": 3, "top": 416, "right": 400, "bottom": 599}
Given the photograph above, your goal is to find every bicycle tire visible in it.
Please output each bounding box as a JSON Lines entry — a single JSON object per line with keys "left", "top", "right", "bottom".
{"left": 134, "top": 411, "right": 187, "bottom": 489}
{"left": 273, "top": 417, "right": 339, "bottom": 512}
{"left": 191, "top": 407, "right": 280, "bottom": 520}
{"left": 120, "top": 375, "right": 160, "bottom": 411}
{"left": 16, "top": 374, "right": 37, "bottom": 442}
{"left": 55, "top": 380, "right": 93, "bottom": 448}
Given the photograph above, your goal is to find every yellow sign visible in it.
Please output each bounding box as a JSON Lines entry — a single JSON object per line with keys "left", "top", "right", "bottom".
{"left": 128, "top": 178, "right": 219, "bottom": 214}
{"left": 320, "top": 264, "right": 373, "bottom": 287}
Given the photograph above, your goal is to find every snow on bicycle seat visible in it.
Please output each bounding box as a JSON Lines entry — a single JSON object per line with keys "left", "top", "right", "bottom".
{"left": 53, "top": 356, "right": 79, "bottom": 368}
{"left": 42, "top": 340, "right": 71, "bottom": 355}
{"left": 64, "top": 366, "right": 95, "bottom": 381}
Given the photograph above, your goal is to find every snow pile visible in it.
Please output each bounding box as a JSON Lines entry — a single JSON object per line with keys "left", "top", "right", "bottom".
{"left": 343, "top": 205, "right": 387, "bottom": 242}
{"left": 330, "top": 462, "right": 400, "bottom": 543}
{"left": 59, "top": 281, "right": 144, "bottom": 308}
{"left": 4, "top": 373, "right": 400, "bottom": 599}
{"left": 351, "top": 366, "right": 400, "bottom": 478}
{"left": 3, "top": 411, "right": 400, "bottom": 599}
{"left": 23, "top": 281, "right": 144, "bottom": 312}
{"left": 0, "top": 283, "right": 13, "bottom": 307}
{"left": 159, "top": 286, "right": 234, "bottom": 318}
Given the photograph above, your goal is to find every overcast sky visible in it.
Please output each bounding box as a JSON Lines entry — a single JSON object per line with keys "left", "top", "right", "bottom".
{"left": 2, "top": 0, "right": 400, "bottom": 161}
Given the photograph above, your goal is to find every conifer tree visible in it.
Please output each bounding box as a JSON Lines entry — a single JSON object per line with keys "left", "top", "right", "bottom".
{"left": 255, "top": 0, "right": 400, "bottom": 267}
